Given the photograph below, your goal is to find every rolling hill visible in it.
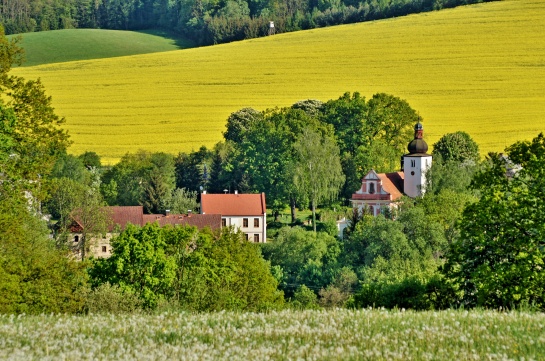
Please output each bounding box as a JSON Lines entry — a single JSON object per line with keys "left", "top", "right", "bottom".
{"left": 12, "top": 0, "right": 545, "bottom": 164}
{"left": 10, "top": 29, "right": 193, "bottom": 66}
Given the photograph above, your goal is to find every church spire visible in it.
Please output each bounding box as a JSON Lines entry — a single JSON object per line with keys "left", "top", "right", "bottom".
{"left": 407, "top": 122, "right": 429, "bottom": 155}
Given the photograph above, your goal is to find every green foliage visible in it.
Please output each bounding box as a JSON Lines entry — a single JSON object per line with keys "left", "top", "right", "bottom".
{"left": 291, "top": 285, "right": 319, "bottom": 310}
{"left": 321, "top": 92, "right": 419, "bottom": 198}
{"left": 50, "top": 153, "right": 88, "bottom": 182}
{"left": 292, "top": 127, "right": 345, "bottom": 231}
{"left": 89, "top": 225, "right": 283, "bottom": 311}
{"left": 0, "top": 201, "right": 88, "bottom": 314}
{"left": 0, "top": 26, "right": 88, "bottom": 314}
{"left": 90, "top": 223, "right": 177, "bottom": 309}
{"left": 85, "top": 282, "right": 143, "bottom": 314}
{"left": 0, "top": 26, "right": 69, "bottom": 201}
{"left": 443, "top": 133, "right": 545, "bottom": 310}
{"left": 432, "top": 131, "right": 480, "bottom": 164}
{"left": 78, "top": 151, "right": 102, "bottom": 169}
{"left": 174, "top": 146, "right": 213, "bottom": 194}
{"left": 223, "top": 107, "right": 263, "bottom": 144}
{"left": 168, "top": 188, "right": 198, "bottom": 213}
{"left": 261, "top": 226, "right": 341, "bottom": 297}
{"left": 102, "top": 151, "right": 175, "bottom": 213}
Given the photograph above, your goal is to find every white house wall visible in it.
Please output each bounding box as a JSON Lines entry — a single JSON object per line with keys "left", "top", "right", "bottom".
{"left": 223, "top": 215, "right": 267, "bottom": 243}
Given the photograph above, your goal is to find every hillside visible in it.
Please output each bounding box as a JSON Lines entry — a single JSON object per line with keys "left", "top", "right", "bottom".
{"left": 10, "top": 29, "right": 193, "bottom": 66}
{"left": 12, "top": 0, "right": 545, "bottom": 164}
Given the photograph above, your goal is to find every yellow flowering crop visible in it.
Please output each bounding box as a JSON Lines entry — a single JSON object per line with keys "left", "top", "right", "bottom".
{"left": 13, "top": 0, "right": 545, "bottom": 164}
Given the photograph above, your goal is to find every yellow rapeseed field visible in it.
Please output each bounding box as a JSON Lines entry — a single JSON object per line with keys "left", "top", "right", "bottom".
{"left": 13, "top": 0, "right": 545, "bottom": 164}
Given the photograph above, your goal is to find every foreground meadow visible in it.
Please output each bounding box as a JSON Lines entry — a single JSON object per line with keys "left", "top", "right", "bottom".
{"left": 0, "top": 309, "right": 543, "bottom": 360}
{"left": 13, "top": 0, "right": 545, "bottom": 163}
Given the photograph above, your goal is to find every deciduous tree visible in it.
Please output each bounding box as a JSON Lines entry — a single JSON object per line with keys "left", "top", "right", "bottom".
{"left": 292, "top": 127, "right": 344, "bottom": 232}
{"left": 444, "top": 133, "right": 545, "bottom": 309}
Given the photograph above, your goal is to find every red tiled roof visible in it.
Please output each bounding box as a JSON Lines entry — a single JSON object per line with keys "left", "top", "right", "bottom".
{"left": 378, "top": 172, "right": 404, "bottom": 200}
{"left": 71, "top": 206, "right": 221, "bottom": 232}
{"left": 142, "top": 213, "right": 222, "bottom": 230}
{"left": 109, "top": 206, "right": 144, "bottom": 231}
{"left": 201, "top": 193, "right": 266, "bottom": 216}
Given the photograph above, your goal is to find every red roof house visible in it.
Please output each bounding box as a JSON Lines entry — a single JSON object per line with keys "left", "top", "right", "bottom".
{"left": 200, "top": 192, "right": 267, "bottom": 243}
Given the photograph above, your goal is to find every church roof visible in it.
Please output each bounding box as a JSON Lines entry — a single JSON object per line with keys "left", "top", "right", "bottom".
{"left": 351, "top": 171, "right": 404, "bottom": 201}
{"left": 378, "top": 172, "right": 404, "bottom": 200}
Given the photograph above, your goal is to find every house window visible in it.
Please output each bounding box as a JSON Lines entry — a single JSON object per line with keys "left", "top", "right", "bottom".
{"left": 246, "top": 233, "right": 250, "bottom": 241}
{"left": 243, "top": 218, "right": 248, "bottom": 227}
{"left": 74, "top": 235, "right": 79, "bottom": 243}
{"left": 254, "top": 218, "right": 259, "bottom": 227}
{"left": 254, "top": 234, "right": 260, "bottom": 243}
{"left": 221, "top": 218, "right": 226, "bottom": 227}
{"left": 102, "top": 246, "right": 107, "bottom": 253}
{"left": 369, "top": 182, "right": 375, "bottom": 194}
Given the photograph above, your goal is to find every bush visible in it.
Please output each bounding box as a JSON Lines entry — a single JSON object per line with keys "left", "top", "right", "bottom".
{"left": 85, "top": 283, "right": 143, "bottom": 314}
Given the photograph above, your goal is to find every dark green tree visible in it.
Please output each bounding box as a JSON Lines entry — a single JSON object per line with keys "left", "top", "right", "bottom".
{"left": 261, "top": 226, "right": 341, "bottom": 298}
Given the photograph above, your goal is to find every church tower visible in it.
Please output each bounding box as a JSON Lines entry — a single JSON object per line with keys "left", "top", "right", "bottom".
{"left": 403, "top": 122, "right": 432, "bottom": 198}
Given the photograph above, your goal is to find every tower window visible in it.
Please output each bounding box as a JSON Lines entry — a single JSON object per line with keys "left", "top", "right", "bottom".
{"left": 411, "top": 160, "right": 416, "bottom": 168}
{"left": 74, "top": 235, "right": 79, "bottom": 243}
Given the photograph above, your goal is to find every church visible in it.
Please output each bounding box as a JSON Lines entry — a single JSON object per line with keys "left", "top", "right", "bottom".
{"left": 350, "top": 122, "right": 432, "bottom": 216}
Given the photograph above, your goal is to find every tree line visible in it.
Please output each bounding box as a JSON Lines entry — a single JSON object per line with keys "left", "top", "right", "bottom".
{"left": 2, "top": 0, "right": 495, "bottom": 46}
{"left": 2, "top": 26, "right": 545, "bottom": 313}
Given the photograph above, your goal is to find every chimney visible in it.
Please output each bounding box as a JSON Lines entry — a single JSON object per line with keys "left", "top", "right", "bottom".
{"left": 187, "top": 210, "right": 192, "bottom": 217}
{"left": 202, "top": 190, "right": 206, "bottom": 194}
{"left": 234, "top": 190, "right": 238, "bottom": 195}
{"left": 165, "top": 209, "right": 170, "bottom": 216}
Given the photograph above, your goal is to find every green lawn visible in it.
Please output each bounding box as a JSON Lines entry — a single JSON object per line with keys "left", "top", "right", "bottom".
{"left": 9, "top": 29, "right": 195, "bottom": 67}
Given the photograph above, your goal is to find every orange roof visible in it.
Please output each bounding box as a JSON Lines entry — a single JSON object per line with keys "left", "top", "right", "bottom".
{"left": 378, "top": 172, "right": 404, "bottom": 200}
{"left": 201, "top": 193, "right": 266, "bottom": 216}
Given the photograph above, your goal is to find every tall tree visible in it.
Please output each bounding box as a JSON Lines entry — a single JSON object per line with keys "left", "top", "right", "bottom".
{"left": 292, "top": 127, "right": 344, "bottom": 232}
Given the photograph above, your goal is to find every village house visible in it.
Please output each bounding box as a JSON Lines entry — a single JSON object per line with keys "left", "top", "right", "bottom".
{"left": 69, "top": 206, "right": 222, "bottom": 258}
{"left": 200, "top": 191, "right": 267, "bottom": 243}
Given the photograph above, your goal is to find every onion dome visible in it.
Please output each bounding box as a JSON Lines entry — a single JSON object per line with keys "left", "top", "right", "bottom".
{"left": 407, "top": 122, "right": 429, "bottom": 154}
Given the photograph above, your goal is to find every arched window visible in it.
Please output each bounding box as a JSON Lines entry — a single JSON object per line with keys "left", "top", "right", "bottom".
{"left": 369, "top": 182, "right": 375, "bottom": 194}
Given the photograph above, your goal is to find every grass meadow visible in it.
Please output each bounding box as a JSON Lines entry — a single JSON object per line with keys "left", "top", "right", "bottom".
{"left": 10, "top": 29, "right": 192, "bottom": 67}
{"left": 12, "top": 0, "right": 545, "bottom": 164}
{"left": 0, "top": 309, "right": 543, "bottom": 360}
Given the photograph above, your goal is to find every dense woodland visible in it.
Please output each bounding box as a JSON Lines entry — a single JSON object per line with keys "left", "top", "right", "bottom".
{"left": 2, "top": 0, "right": 494, "bottom": 45}
{"left": 2, "top": 24, "right": 545, "bottom": 314}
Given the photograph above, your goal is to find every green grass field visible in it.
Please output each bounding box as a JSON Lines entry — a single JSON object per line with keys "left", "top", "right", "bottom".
{"left": 9, "top": 29, "right": 193, "bottom": 67}
{"left": 1, "top": 309, "right": 543, "bottom": 360}
{"left": 12, "top": 0, "right": 545, "bottom": 164}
